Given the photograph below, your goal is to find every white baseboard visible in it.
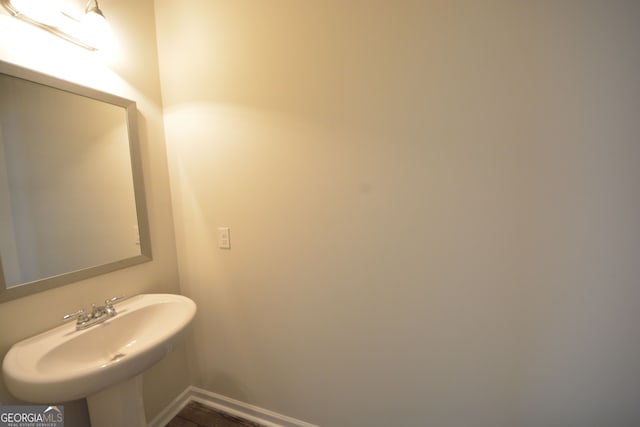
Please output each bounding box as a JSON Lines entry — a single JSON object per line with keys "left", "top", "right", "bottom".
{"left": 148, "top": 385, "right": 317, "bottom": 427}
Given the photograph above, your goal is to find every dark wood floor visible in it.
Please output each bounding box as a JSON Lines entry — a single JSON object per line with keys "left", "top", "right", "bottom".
{"left": 166, "top": 401, "right": 264, "bottom": 427}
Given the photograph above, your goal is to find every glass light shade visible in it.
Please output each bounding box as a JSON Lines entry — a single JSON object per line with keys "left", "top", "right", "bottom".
{"left": 81, "top": 7, "right": 113, "bottom": 50}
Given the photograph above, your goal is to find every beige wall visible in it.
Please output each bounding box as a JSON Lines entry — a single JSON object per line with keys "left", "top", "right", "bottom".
{"left": 0, "top": 0, "right": 189, "bottom": 424}
{"left": 155, "top": 1, "right": 640, "bottom": 426}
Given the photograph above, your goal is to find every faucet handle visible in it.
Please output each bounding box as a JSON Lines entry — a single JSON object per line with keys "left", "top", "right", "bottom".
{"left": 63, "top": 309, "right": 88, "bottom": 323}
{"left": 105, "top": 295, "right": 125, "bottom": 307}
{"left": 104, "top": 295, "right": 125, "bottom": 316}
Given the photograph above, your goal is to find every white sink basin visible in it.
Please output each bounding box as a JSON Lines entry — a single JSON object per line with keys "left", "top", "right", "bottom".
{"left": 2, "top": 293, "right": 196, "bottom": 403}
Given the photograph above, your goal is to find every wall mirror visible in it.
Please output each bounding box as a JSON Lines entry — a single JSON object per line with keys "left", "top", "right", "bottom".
{"left": 0, "top": 61, "right": 151, "bottom": 302}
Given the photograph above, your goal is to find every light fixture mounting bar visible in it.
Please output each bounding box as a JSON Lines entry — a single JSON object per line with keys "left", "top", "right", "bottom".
{"left": 0, "top": 0, "right": 97, "bottom": 50}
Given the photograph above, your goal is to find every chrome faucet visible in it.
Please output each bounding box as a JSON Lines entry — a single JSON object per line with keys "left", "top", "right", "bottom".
{"left": 63, "top": 296, "right": 125, "bottom": 330}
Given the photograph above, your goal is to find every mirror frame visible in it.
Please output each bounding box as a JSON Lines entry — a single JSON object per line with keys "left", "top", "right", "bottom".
{"left": 0, "top": 61, "right": 152, "bottom": 302}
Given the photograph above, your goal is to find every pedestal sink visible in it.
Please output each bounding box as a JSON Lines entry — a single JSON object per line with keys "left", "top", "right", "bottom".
{"left": 2, "top": 293, "right": 196, "bottom": 427}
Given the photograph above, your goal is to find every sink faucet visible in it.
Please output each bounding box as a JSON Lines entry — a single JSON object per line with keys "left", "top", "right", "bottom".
{"left": 63, "top": 296, "right": 125, "bottom": 330}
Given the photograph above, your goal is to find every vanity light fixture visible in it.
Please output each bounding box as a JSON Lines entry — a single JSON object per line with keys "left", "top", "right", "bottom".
{"left": 0, "top": 0, "right": 112, "bottom": 50}
{"left": 84, "top": 0, "right": 104, "bottom": 20}
{"left": 80, "top": 0, "right": 112, "bottom": 50}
